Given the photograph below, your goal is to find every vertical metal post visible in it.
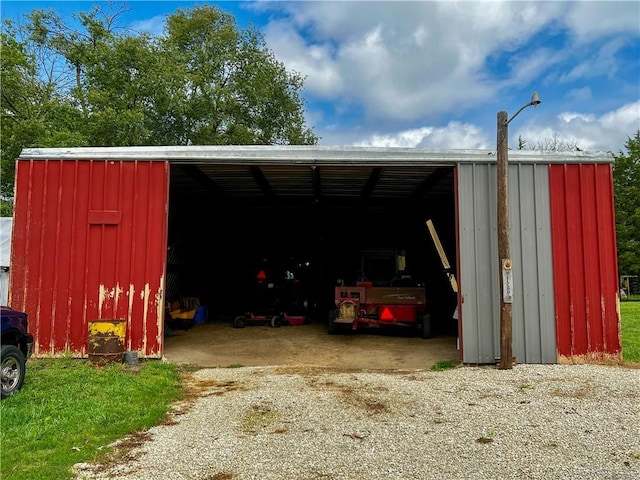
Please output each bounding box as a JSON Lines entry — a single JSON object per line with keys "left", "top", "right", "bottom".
{"left": 496, "top": 111, "right": 513, "bottom": 370}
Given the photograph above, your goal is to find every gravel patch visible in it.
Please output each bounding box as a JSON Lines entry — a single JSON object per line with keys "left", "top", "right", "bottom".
{"left": 74, "top": 363, "right": 640, "bottom": 480}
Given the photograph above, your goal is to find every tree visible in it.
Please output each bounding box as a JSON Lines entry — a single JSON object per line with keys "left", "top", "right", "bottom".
{"left": 530, "top": 132, "right": 581, "bottom": 152}
{"left": 1, "top": 27, "right": 86, "bottom": 215}
{"left": 159, "top": 5, "right": 316, "bottom": 145}
{"left": 613, "top": 131, "right": 640, "bottom": 281}
{"left": 83, "top": 33, "right": 161, "bottom": 145}
{"left": 0, "top": 2, "right": 318, "bottom": 213}
{"left": 1, "top": 30, "right": 35, "bottom": 216}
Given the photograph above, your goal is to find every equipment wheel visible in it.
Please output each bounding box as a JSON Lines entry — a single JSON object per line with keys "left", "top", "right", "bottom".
{"left": 271, "top": 316, "right": 282, "bottom": 328}
{"left": 233, "top": 316, "right": 247, "bottom": 328}
{"left": 327, "top": 310, "right": 339, "bottom": 335}
{"left": 420, "top": 314, "right": 432, "bottom": 339}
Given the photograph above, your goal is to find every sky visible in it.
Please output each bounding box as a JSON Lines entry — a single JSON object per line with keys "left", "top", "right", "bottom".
{"left": 2, "top": 0, "right": 639, "bottom": 153}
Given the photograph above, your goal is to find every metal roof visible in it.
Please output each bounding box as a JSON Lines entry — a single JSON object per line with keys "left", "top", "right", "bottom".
{"left": 18, "top": 145, "right": 613, "bottom": 164}
{"left": 18, "top": 146, "right": 613, "bottom": 209}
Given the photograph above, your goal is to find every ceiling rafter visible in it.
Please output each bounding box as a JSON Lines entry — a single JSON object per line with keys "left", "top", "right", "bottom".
{"left": 360, "top": 167, "right": 383, "bottom": 202}
{"left": 250, "top": 166, "right": 278, "bottom": 208}
{"left": 178, "top": 165, "right": 226, "bottom": 198}
{"left": 408, "top": 167, "right": 452, "bottom": 201}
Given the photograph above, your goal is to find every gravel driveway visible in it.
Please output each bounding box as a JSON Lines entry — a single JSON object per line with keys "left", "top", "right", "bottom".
{"left": 74, "top": 363, "right": 640, "bottom": 480}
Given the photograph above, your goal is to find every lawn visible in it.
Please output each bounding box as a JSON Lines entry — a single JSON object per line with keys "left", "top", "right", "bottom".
{"left": 0, "top": 357, "right": 183, "bottom": 480}
{"left": 621, "top": 298, "right": 640, "bottom": 362}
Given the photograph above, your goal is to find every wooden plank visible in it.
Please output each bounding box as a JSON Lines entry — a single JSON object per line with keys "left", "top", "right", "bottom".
{"left": 426, "top": 219, "right": 458, "bottom": 293}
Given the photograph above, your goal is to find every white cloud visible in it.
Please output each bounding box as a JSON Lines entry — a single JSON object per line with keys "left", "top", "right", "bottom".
{"left": 558, "top": 38, "right": 628, "bottom": 83}
{"left": 566, "top": 87, "right": 593, "bottom": 103}
{"left": 260, "top": 1, "right": 563, "bottom": 122}
{"left": 564, "top": 1, "right": 640, "bottom": 41}
{"left": 128, "top": 15, "right": 166, "bottom": 36}
{"left": 191, "top": 0, "right": 639, "bottom": 152}
{"left": 263, "top": 20, "right": 344, "bottom": 97}
{"left": 558, "top": 112, "right": 597, "bottom": 123}
{"left": 353, "top": 121, "right": 491, "bottom": 149}
{"left": 599, "top": 101, "right": 640, "bottom": 130}
{"left": 319, "top": 101, "right": 639, "bottom": 152}
{"left": 524, "top": 101, "right": 640, "bottom": 152}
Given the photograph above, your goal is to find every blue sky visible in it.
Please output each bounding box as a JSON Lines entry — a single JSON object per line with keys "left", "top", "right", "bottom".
{"left": 2, "top": 1, "right": 639, "bottom": 152}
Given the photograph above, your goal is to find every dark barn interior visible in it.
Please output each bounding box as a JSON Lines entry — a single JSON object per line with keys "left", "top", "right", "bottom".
{"left": 166, "top": 161, "right": 459, "bottom": 336}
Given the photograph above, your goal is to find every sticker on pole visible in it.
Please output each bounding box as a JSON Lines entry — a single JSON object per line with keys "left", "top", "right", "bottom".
{"left": 502, "top": 259, "right": 513, "bottom": 304}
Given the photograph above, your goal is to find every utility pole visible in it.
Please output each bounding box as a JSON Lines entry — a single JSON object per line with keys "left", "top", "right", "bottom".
{"left": 496, "top": 110, "right": 512, "bottom": 369}
{"left": 496, "top": 93, "right": 541, "bottom": 370}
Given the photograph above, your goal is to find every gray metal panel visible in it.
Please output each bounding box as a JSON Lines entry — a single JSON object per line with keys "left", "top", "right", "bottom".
{"left": 458, "top": 163, "right": 557, "bottom": 364}
{"left": 458, "top": 164, "right": 498, "bottom": 364}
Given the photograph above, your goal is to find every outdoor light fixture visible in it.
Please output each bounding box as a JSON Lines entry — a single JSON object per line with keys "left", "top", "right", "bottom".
{"left": 506, "top": 92, "right": 541, "bottom": 126}
{"left": 496, "top": 92, "right": 541, "bottom": 370}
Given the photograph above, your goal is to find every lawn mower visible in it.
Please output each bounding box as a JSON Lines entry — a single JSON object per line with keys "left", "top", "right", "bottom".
{"left": 233, "top": 257, "right": 310, "bottom": 328}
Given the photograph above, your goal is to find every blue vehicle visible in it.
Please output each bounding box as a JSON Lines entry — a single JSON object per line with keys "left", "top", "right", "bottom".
{"left": 1, "top": 306, "right": 34, "bottom": 399}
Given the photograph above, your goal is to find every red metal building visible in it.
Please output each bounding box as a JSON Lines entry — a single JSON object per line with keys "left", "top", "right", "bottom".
{"left": 549, "top": 164, "right": 621, "bottom": 362}
{"left": 10, "top": 159, "right": 169, "bottom": 357}
{"left": 9, "top": 146, "right": 621, "bottom": 363}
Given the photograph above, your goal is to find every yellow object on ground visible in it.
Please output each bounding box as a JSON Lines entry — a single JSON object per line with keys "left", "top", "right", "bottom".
{"left": 87, "top": 319, "right": 127, "bottom": 366}
{"left": 170, "top": 309, "right": 197, "bottom": 320}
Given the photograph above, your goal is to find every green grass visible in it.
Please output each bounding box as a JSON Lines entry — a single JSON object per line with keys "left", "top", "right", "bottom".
{"left": 621, "top": 299, "right": 640, "bottom": 363}
{"left": 0, "top": 357, "right": 183, "bottom": 480}
{"left": 431, "top": 360, "right": 460, "bottom": 371}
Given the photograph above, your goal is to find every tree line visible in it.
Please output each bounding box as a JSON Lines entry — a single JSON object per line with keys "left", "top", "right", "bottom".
{"left": 613, "top": 132, "right": 640, "bottom": 284}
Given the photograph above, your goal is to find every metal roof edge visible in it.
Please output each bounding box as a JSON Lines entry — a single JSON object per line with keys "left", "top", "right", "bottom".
{"left": 18, "top": 145, "right": 615, "bottom": 165}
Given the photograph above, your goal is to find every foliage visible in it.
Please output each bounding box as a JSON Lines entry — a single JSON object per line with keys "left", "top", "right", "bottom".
{"left": 0, "top": 357, "right": 182, "bottom": 480}
{"left": 157, "top": 5, "right": 316, "bottom": 146}
{"left": 0, "top": 2, "right": 318, "bottom": 213}
{"left": 0, "top": 32, "right": 43, "bottom": 214}
{"left": 530, "top": 131, "right": 581, "bottom": 152}
{"left": 620, "top": 300, "right": 640, "bottom": 363}
{"left": 613, "top": 131, "right": 640, "bottom": 280}
{"left": 516, "top": 132, "right": 582, "bottom": 152}
{"left": 431, "top": 360, "right": 460, "bottom": 371}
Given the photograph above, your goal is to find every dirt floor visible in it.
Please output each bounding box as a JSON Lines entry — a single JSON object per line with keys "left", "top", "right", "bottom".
{"left": 162, "top": 318, "right": 460, "bottom": 370}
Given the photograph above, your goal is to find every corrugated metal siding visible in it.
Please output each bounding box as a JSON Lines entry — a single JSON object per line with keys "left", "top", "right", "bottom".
{"left": 458, "top": 163, "right": 556, "bottom": 364}
{"left": 10, "top": 160, "right": 169, "bottom": 358}
{"left": 458, "top": 163, "right": 497, "bottom": 364}
{"left": 549, "top": 164, "right": 621, "bottom": 362}
{"left": 0, "top": 271, "right": 8, "bottom": 305}
{"left": 0, "top": 217, "right": 11, "bottom": 305}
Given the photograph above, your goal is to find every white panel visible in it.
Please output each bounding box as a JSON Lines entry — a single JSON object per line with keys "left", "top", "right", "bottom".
{"left": 0, "top": 271, "right": 8, "bottom": 305}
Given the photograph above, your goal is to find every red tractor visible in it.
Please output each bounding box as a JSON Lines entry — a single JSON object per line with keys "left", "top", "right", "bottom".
{"left": 328, "top": 248, "right": 432, "bottom": 338}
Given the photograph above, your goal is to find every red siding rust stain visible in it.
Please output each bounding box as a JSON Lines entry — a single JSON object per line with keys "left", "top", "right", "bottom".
{"left": 549, "top": 164, "right": 621, "bottom": 361}
{"left": 10, "top": 159, "right": 169, "bottom": 358}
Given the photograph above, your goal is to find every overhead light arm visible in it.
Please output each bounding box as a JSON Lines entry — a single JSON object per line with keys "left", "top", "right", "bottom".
{"left": 506, "top": 92, "right": 541, "bottom": 125}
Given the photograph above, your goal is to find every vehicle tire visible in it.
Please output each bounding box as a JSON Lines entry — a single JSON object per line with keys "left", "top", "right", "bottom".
{"left": 1, "top": 345, "right": 26, "bottom": 399}
{"left": 420, "top": 314, "right": 432, "bottom": 339}
{"left": 271, "top": 316, "right": 282, "bottom": 328}
{"left": 327, "top": 310, "right": 338, "bottom": 335}
{"left": 233, "top": 316, "right": 247, "bottom": 328}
